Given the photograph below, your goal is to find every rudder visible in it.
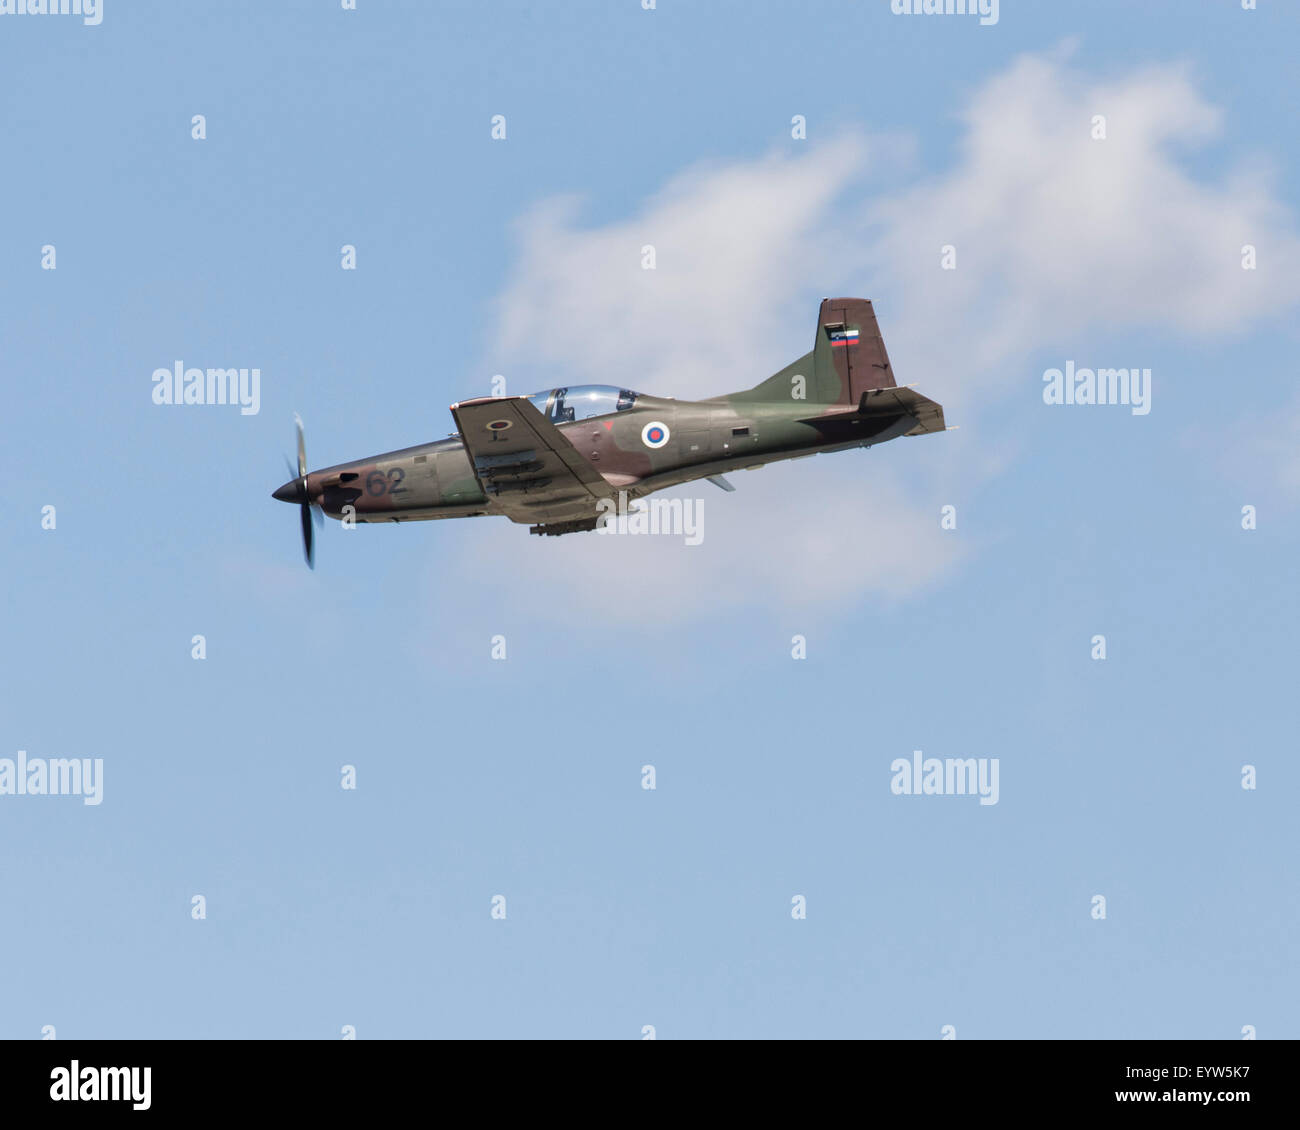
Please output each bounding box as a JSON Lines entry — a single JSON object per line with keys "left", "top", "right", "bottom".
{"left": 812, "top": 297, "right": 897, "bottom": 406}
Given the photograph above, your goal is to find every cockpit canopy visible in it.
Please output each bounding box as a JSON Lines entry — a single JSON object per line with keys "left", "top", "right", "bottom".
{"left": 526, "top": 385, "right": 639, "bottom": 423}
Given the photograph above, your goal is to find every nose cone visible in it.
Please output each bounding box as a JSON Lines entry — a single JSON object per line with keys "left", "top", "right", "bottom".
{"left": 273, "top": 478, "right": 306, "bottom": 504}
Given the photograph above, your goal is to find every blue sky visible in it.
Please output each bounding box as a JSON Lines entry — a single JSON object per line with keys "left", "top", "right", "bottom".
{"left": 2, "top": 0, "right": 1297, "bottom": 1039}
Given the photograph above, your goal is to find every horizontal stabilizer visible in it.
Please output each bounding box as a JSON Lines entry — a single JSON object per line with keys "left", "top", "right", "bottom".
{"left": 852, "top": 384, "right": 946, "bottom": 436}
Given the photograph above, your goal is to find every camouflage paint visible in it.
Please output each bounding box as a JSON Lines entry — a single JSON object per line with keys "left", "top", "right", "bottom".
{"left": 273, "top": 299, "right": 947, "bottom": 537}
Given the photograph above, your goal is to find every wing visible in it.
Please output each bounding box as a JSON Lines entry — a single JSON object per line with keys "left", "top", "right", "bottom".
{"left": 450, "top": 396, "right": 614, "bottom": 529}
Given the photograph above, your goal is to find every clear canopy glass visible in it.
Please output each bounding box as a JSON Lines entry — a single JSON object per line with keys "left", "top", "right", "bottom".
{"left": 526, "top": 385, "right": 639, "bottom": 423}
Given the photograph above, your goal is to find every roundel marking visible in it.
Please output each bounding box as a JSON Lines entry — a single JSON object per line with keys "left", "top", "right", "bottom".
{"left": 486, "top": 419, "right": 513, "bottom": 432}
{"left": 641, "top": 421, "right": 670, "bottom": 449}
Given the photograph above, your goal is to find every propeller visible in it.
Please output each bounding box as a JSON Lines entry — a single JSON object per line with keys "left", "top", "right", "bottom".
{"left": 272, "top": 414, "right": 320, "bottom": 568}
{"left": 295, "top": 414, "right": 317, "bottom": 568}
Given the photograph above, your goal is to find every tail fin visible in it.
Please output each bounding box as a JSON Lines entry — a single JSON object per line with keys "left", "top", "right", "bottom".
{"left": 814, "top": 297, "right": 897, "bottom": 404}
{"left": 734, "top": 298, "right": 898, "bottom": 405}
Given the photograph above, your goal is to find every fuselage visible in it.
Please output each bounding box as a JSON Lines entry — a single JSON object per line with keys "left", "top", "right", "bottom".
{"left": 294, "top": 386, "right": 916, "bottom": 525}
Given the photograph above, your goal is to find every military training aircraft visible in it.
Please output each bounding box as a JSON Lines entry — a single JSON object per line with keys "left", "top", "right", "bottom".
{"left": 272, "top": 298, "right": 949, "bottom": 565}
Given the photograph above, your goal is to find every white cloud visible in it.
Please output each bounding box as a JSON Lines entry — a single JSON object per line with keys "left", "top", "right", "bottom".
{"left": 492, "top": 135, "right": 872, "bottom": 401}
{"left": 872, "top": 51, "right": 1300, "bottom": 422}
{"left": 446, "top": 47, "right": 1300, "bottom": 623}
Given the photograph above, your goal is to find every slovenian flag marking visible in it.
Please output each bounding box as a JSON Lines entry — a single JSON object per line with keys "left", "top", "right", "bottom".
{"left": 829, "top": 328, "right": 860, "bottom": 347}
